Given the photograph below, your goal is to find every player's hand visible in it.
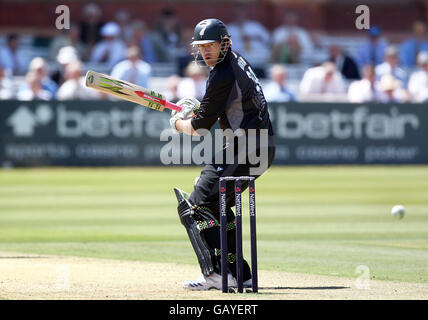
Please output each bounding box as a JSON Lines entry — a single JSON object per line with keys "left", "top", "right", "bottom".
{"left": 169, "top": 111, "right": 181, "bottom": 133}
{"left": 170, "top": 97, "right": 200, "bottom": 133}
{"left": 176, "top": 97, "right": 200, "bottom": 119}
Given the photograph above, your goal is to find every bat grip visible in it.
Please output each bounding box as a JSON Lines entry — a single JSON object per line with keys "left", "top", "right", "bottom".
{"left": 165, "top": 101, "right": 182, "bottom": 112}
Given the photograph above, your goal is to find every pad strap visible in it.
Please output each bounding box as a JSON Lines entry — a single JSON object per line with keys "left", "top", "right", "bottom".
{"left": 214, "top": 249, "right": 237, "bottom": 263}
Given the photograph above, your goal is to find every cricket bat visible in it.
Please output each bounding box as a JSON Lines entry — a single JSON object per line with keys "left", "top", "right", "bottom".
{"left": 85, "top": 70, "right": 182, "bottom": 112}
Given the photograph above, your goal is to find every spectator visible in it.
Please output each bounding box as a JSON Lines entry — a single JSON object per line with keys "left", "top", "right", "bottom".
{"left": 49, "top": 23, "right": 86, "bottom": 62}
{"left": 90, "top": 22, "right": 127, "bottom": 68}
{"left": 271, "top": 32, "right": 301, "bottom": 64}
{"left": 272, "top": 12, "right": 315, "bottom": 63}
{"left": 227, "top": 6, "right": 271, "bottom": 77}
{"left": 0, "top": 65, "right": 14, "bottom": 99}
{"left": 375, "top": 46, "right": 407, "bottom": 84}
{"left": 114, "top": 9, "right": 133, "bottom": 43}
{"left": 408, "top": 52, "right": 428, "bottom": 102}
{"left": 263, "top": 64, "right": 295, "bottom": 102}
{"left": 356, "top": 25, "right": 388, "bottom": 69}
{"left": 79, "top": 3, "right": 104, "bottom": 53}
{"left": 0, "top": 34, "right": 28, "bottom": 76}
{"left": 51, "top": 46, "right": 79, "bottom": 86}
{"left": 347, "top": 65, "right": 383, "bottom": 103}
{"left": 56, "top": 60, "right": 102, "bottom": 100}
{"left": 299, "top": 62, "right": 346, "bottom": 101}
{"left": 28, "top": 57, "right": 58, "bottom": 98}
{"left": 128, "top": 20, "right": 157, "bottom": 64}
{"left": 176, "top": 27, "right": 196, "bottom": 76}
{"left": 111, "top": 46, "right": 152, "bottom": 88}
{"left": 400, "top": 21, "right": 428, "bottom": 69}
{"left": 151, "top": 8, "right": 182, "bottom": 62}
{"left": 328, "top": 45, "right": 360, "bottom": 80}
{"left": 177, "top": 62, "right": 208, "bottom": 100}
{"left": 17, "top": 72, "right": 52, "bottom": 101}
{"left": 377, "top": 74, "right": 410, "bottom": 103}
{"left": 164, "top": 74, "right": 181, "bottom": 103}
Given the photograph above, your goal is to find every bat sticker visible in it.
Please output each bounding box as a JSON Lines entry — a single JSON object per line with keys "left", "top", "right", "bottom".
{"left": 99, "top": 77, "right": 131, "bottom": 96}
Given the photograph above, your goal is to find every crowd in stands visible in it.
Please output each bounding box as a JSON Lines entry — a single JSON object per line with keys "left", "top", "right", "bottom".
{"left": 1, "top": 3, "right": 428, "bottom": 104}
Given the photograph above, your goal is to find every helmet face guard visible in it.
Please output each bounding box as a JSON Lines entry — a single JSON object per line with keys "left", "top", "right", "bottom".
{"left": 190, "top": 19, "right": 231, "bottom": 67}
{"left": 191, "top": 37, "right": 231, "bottom": 68}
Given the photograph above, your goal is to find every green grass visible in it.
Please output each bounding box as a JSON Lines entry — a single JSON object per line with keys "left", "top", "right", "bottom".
{"left": 0, "top": 166, "right": 427, "bottom": 283}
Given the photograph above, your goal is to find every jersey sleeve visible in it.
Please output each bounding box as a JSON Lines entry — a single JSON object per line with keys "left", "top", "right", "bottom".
{"left": 191, "top": 70, "right": 236, "bottom": 131}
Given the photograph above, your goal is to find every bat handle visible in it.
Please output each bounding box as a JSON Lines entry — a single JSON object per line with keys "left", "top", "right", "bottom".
{"left": 165, "top": 101, "right": 182, "bottom": 112}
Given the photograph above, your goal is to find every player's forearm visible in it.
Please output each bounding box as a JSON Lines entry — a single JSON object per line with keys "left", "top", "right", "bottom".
{"left": 175, "top": 118, "right": 199, "bottom": 136}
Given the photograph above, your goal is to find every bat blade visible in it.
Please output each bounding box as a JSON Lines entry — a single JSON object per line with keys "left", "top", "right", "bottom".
{"left": 85, "top": 70, "right": 181, "bottom": 112}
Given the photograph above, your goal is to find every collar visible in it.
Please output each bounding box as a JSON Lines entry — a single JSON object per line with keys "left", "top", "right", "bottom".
{"left": 214, "top": 47, "right": 232, "bottom": 68}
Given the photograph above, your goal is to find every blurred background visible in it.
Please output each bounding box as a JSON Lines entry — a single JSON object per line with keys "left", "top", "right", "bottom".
{"left": 2, "top": 0, "right": 428, "bottom": 103}
{"left": 1, "top": 0, "right": 428, "bottom": 166}
{"left": 1, "top": 2, "right": 427, "bottom": 298}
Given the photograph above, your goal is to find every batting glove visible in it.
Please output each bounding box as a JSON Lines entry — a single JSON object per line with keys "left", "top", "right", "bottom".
{"left": 170, "top": 97, "right": 201, "bottom": 133}
{"left": 169, "top": 112, "right": 181, "bottom": 133}
{"left": 176, "top": 97, "right": 200, "bottom": 119}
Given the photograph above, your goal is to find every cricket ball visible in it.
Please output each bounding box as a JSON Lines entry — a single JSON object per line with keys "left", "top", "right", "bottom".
{"left": 391, "top": 205, "right": 405, "bottom": 219}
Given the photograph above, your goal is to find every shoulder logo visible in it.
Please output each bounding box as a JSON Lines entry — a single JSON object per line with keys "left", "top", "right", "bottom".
{"left": 237, "top": 56, "right": 247, "bottom": 71}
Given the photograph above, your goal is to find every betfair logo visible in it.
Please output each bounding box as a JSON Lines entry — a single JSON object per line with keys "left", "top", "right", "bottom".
{"left": 6, "top": 104, "right": 53, "bottom": 137}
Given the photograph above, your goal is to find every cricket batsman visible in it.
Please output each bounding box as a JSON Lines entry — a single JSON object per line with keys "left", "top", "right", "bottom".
{"left": 170, "top": 18, "right": 275, "bottom": 290}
